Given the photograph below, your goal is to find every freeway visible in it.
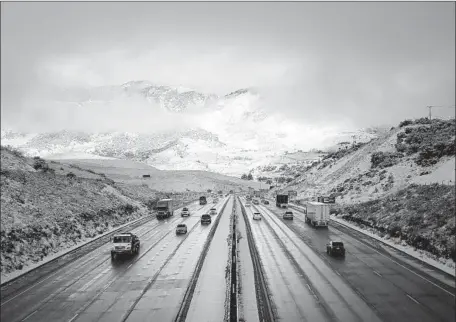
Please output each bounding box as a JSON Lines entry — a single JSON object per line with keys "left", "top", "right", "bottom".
{"left": 2, "top": 194, "right": 455, "bottom": 322}
{"left": 260, "top": 202, "right": 456, "bottom": 322}
{"left": 1, "top": 197, "right": 230, "bottom": 322}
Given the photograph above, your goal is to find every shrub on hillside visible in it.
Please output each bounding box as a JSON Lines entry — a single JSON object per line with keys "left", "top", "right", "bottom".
{"left": 399, "top": 119, "right": 414, "bottom": 128}
{"left": 395, "top": 119, "right": 455, "bottom": 166}
{"left": 340, "top": 183, "right": 455, "bottom": 262}
{"left": 371, "top": 151, "right": 403, "bottom": 169}
{"left": 32, "top": 157, "right": 52, "bottom": 173}
{"left": 66, "top": 172, "right": 76, "bottom": 179}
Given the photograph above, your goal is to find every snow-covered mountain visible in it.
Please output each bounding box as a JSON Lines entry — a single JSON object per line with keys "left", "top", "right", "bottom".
{"left": 1, "top": 82, "right": 386, "bottom": 177}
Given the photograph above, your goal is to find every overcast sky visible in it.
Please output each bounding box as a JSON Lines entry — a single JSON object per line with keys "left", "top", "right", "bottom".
{"left": 1, "top": 1, "right": 455, "bottom": 131}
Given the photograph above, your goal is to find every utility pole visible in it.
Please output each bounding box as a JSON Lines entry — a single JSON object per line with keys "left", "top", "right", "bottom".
{"left": 426, "top": 105, "right": 454, "bottom": 120}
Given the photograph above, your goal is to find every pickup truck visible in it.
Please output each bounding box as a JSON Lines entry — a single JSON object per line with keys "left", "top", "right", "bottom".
{"left": 111, "top": 233, "right": 140, "bottom": 260}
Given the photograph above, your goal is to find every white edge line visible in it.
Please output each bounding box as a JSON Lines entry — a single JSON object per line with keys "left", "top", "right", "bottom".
{"left": 21, "top": 309, "right": 38, "bottom": 321}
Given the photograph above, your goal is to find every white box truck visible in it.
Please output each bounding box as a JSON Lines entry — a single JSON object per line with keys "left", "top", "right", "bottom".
{"left": 305, "top": 202, "right": 330, "bottom": 227}
{"left": 156, "top": 199, "right": 174, "bottom": 219}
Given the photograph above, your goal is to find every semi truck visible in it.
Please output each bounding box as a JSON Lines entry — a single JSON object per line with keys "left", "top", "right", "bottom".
{"left": 156, "top": 199, "right": 174, "bottom": 219}
{"left": 276, "top": 194, "right": 289, "bottom": 208}
{"left": 199, "top": 196, "right": 207, "bottom": 205}
{"left": 305, "top": 202, "right": 330, "bottom": 227}
{"left": 317, "top": 196, "right": 336, "bottom": 204}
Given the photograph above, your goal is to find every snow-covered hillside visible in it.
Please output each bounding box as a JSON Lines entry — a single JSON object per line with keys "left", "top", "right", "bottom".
{"left": 277, "top": 118, "right": 455, "bottom": 204}
{"left": 1, "top": 82, "right": 386, "bottom": 178}
{"left": 0, "top": 146, "right": 202, "bottom": 277}
{"left": 52, "top": 158, "right": 263, "bottom": 193}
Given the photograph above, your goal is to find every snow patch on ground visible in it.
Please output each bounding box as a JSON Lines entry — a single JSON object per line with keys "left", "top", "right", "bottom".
{"left": 412, "top": 157, "right": 455, "bottom": 185}
{"left": 44, "top": 152, "right": 117, "bottom": 160}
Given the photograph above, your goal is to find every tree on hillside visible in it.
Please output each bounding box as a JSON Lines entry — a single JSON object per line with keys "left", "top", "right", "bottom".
{"left": 241, "top": 173, "right": 248, "bottom": 180}
{"left": 247, "top": 173, "right": 253, "bottom": 180}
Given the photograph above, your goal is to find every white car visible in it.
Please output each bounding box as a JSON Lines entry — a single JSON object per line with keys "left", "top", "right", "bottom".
{"left": 209, "top": 208, "right": 217, "bottom": 215}
{"left": 181, "top": 207, "right": 190, "bottom": 217}
{"left": 283, "top": 211, "right": 294, "bottom": 220}
{"left": 176, "top": 224, "right": 188, "bottom": 234}
{"left": 245, "top": 202, "right": 251, "bottom": 207}
{"left": 253, "top": 212, "right": 262, "bottom": 220}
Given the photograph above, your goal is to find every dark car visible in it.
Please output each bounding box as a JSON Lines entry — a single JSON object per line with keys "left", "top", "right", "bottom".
{"left": 326, "top": 241, "right": 345, "bottom": 257}
{"left": 262, "top": 200, "right": 269, "bottom": 205}
{"left": 201, "top": 214, "right": 212, "bottom": 225}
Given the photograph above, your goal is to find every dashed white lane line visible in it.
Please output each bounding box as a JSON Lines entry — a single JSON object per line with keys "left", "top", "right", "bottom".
{"left": 406, "top": 294, "right": 420, "bottom": 305}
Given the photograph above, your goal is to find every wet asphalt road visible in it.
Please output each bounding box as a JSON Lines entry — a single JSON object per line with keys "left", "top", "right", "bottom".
{"left": 246, "top": 202, "right": 383, "bottom": 322}
{"left": 2, "top": 195, "right": 455, "bottom": 322}
{"left": 1, "top": 198, "right": 230, "bottom": 322}
{"left": 261, "top": 202, "right": 456, "bottom": 322}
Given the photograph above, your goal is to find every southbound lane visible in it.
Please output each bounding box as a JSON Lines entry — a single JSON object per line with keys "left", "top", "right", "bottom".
{"left": 0, "top": 200, "right": 221, "bottom": 322}
{"left": 267, "top": 203, "right": 456, "bottom": 322}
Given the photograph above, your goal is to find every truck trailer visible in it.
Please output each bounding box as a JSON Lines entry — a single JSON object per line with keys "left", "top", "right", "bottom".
{"left": 276, "top": 194, "right": 289, "bottom": 208}
{"left": 156, "top": 199, "right": 174, "bottom": 219}
{"left": 305, "top": 202, "right": 330, "bottom": 227}
{"left": 199, "top": 196, "right": 207, "bottom": 205}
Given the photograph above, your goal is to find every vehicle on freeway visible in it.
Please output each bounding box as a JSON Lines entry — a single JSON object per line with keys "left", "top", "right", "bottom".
{"left": 209, "top": 207, "right": 217, "bottom": 215}
{"left": 326, "top": 241, "right": 345, "bottom": 257}
{"left": 245, "top": 202, "right": 251, "bottom": 207}
{"left": 181, "top": 207, "right": 190, "bottom": 217}
{"left": 201, "top": 214, "right": 212, "bottom": 225}
{"left": 276, "top": 194, "right": 289, "bottom": 208}
{"left": 305, "top": 202, "right": 330, "bottom": 227}
{"left": 253, "top": 199, "right": 260, "bottom": 205}
{"left": 263, "top": 199, "right": 269, "bottom": 205}
{"left": 253, "top": 212, "right": 262, "bottom": 220}
{"left": 213, "top": 198, "right": 219, "bottom": 203}
{"left": 283, "top": 210, "right": 294, "bottom": 220}
{"left": 156, "top": 198, "right": 174, "bottom": 219}
{"left": 111, "top": 233, "right": 140, "bottom": 260}
{"left": 199, "top": 196, "right": 207, "bottom": 205}
{"left": 176, "top": 224, "right": 188, "bottom": 235}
